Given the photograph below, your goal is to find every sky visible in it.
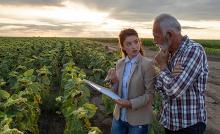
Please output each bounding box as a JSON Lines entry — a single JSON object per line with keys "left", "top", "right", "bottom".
{"left": 0, "top": 0, "right": 220, "bottom": 39}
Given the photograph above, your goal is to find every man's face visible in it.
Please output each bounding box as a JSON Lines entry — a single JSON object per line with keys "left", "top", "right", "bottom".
{"left": 153, "top": 22, "right": 169, "bottom": 51}
{"left": 122, "top": 35, "right": 140, "bottom": 58}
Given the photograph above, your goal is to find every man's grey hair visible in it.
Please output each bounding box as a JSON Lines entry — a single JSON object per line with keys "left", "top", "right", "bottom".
{"left": 154, "top": 13, "right": 181, "bottom": 36}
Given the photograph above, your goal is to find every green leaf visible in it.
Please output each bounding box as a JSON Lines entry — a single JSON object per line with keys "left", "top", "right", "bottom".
{"left": 73, "top": 103, "right": 97, "bottom": 119}
{"left": 0, "top": 111, "right": 6, "bottom": 118}
{"left": 37, "top": 66, "right": 51, "bottom": 76}
{"left": 16, "top": 65, "right": 27, "bottom": 72}
{"left": 71, "top": 90, "right": 83, "bottom": 99}
{"left": 64, "top": 79, "right": 76, "bottom": 90}
{"left": 55, "top": 96, "right": 63, "bottom": 102}
{"left": 8, "top": 71, "right": 18, "bottom": 78}
{"left": 18, "top": 77, "right": 32, "bottom": 84}
{"left": 88, "top": 127, "right": 102, "bottom": 134}
{"left": 0, "top": 78, "right": 6, "bottom": 87}
{"left": 3, "top": 97, "right": 27, "bottom": 108}
{"left": 82, "top": 103, "right": 97, "bottom": 119}
{"left": 0, "top": 89, "right": 10, "bottom": 100}
{"left": 23, "top": 69, "right": 34, "bottom": 77}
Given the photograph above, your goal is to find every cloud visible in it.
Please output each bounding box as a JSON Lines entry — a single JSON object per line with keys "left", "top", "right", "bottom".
{"left": 0, "top": 0, "right": 219, "bottom": 38}
{"left": 0, "top": 0, "right": 65, "bottom": 6}
{"left": 0, "top": 22, "right": 114, "bottom": 37}
{"left": 70, "top": 0, "right": 220, "bottom": 21}
{"left": 182, "top": 26, "right": 205, "bottom": 30}
{"left": 1, "top": 0, "right": 219, "bottom": 21}
{"left": 0, "top": 22, "right": 84, "bottom": 36}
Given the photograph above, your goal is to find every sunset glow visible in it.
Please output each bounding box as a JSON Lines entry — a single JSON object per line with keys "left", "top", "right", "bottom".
{"left": 0, "top": 1, "right": 219, "bottom": 39}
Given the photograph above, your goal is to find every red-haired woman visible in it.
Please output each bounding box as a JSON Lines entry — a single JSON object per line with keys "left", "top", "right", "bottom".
{"left": 106, "top": 28, "right": 155, "bottom": 134}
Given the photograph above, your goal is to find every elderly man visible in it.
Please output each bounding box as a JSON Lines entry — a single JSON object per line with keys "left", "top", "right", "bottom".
{"left": 153, "top": 13, "right": 208, "bottom": 134}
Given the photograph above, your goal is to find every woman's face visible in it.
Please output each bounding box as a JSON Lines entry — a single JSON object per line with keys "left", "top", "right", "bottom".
{"left": 122, "top": 35, "right": 141, "bottom": 58}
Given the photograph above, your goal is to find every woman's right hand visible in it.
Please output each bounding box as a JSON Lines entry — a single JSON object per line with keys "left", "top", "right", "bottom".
{"left": 105, "top": 68, "right": 119, "bottom": 84}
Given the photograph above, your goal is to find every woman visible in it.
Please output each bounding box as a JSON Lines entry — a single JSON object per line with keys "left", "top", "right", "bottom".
{"left": 106, "top": 28, "right": 155, "bottom": 134}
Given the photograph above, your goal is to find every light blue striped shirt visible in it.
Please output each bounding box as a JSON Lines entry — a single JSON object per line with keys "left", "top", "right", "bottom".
{"left": 120, "top": 53, "right": 139, "bottom": 121}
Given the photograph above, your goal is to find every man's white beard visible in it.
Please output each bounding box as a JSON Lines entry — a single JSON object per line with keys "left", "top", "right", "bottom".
{"left": 157, "top": 42, "right": 169, "bottom": 51}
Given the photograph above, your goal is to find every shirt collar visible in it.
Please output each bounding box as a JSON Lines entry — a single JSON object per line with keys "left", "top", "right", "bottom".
{"left": 178, "top": 35, "right": 189, "bottom": 51}
{"left": 171, "top": 35, "right": 189, "bottom": 58}
{"left": 125, "top": 53, "right": 140, "bottom": 64}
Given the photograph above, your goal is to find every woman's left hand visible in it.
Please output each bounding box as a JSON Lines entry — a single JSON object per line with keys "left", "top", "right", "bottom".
{"left": 114, "top": 99, "right": 132, "bottom": 109}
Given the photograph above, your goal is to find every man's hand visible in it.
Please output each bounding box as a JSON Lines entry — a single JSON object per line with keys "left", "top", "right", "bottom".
{"left": 105, "top": 68, "right": 119, "bottom": 84}
{"left": 154, "top": 49, "right": 169, "bottom": 70}
{"left": 114, "top": 99, "right": 132, "bottom": 109}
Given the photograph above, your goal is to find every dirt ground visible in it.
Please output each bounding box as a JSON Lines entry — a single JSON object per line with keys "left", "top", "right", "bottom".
{"left": 103, "top": 43, "right": 220, "bottom": 134}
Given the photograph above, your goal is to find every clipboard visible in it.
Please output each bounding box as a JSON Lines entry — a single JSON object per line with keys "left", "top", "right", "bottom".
{"left": 83, "top": 79, "right": 120, "bottom": 100}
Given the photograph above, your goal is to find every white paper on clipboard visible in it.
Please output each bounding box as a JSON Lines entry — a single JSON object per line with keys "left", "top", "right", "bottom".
{"left": 83, "top": 79, "right": 120, "bottom": 100}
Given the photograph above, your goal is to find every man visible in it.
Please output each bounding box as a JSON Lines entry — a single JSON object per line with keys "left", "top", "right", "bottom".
{"left": 153, "top": 13, "right": 208, "bottom": 134}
